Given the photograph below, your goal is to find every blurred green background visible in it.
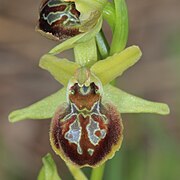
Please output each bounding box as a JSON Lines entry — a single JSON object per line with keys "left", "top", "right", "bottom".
{"left": 0, "top": 0, "right": 179, "bottom": 179}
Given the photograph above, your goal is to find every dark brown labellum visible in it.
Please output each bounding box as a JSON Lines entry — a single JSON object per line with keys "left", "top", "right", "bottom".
{"left": 50, "top": 69, "right": 123, "bottom": 167}
{"left": 36, "top": 0, "right": 81, "bottom": 41}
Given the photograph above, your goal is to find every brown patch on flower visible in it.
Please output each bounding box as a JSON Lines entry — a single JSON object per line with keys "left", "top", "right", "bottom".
{"left": 50, "top": 90, "right": 123, "bottom": 167}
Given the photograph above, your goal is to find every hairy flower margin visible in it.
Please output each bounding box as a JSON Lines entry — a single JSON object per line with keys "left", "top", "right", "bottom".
{"left": 9, "top": 0, "right": 170, "bottom": 179}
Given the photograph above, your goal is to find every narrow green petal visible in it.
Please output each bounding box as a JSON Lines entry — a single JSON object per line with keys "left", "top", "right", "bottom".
{"left": 8, "top": 88, "right": 66, "bottom": 122}
{"left": 38, "top": 153, "right": 61, "bottom": 180}
{"left": 103, "top": 84, "right": 170, "bottom": 115}
{"left": 49, "top": 17, "right": 102, "bottom": 55}
{"left": 91, "top": 46, "right": 142, "bottom": 85}
{"left": 40, "top": 54, "right": 79, "bottom": 86}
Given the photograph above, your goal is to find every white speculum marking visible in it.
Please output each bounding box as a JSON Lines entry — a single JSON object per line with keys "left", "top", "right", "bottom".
{"left": 63, "top": 99, "right": 107, "bottom": 155}
{"left": 86, "top": 118, "right": 106, "bottom": 146}
{"left": 88, "top": 148, "right": 94, "bottom": 156}
{"left": 65, "top": 119, "right": 82, "bottom": 155}
{"left": 48, "top": 0, "right": 63, "bottom": 7}
{"left": 43, "top": 4, "right": 79, "bottom": 26}
{"left": 63, "top": 103, "right": 78, "bottom": 121}
{"left": 91, "top": 102, "right": 108, "bottom": 124}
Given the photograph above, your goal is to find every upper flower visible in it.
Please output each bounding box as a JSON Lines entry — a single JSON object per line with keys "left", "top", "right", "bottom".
{"left": 36, "top": 0, "right": 107, "bottom": 42}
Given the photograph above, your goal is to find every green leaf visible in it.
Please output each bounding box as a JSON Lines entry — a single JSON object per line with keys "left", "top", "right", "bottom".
{"left": 38, "top": 154, "right": 88, "bottom": 180}
{"left": 49, "top": 17, "right": 102, "bottom": 55}
{"left": 38, "top": 153, "right": 61, "bottom": 180}
{"left": 103, "top": 84, "right": 170, "bottom": 115}
{"left": 40, "top": 54, "right": 79, "bottom": 86}
{"left": 90, "top": 164, "right": 105, "bottom": 180}
{"left": 91, "top": 46, "right": 142, "bottom": 85}
{"left": 8, "top": 88, "right": 66, "bottom": 122}
{"left": 110, "top": 0, "right": 128, "bottom": 54}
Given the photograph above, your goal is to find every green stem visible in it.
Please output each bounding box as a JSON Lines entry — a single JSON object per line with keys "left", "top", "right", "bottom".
{"left": 96, "top": 29, "right": 110, "bottom": 59}
{"left": 66, "top": 163, "right": 88, "bottom": 180}
{"left": 95, "top": 29, "right": 115, "bottom": 85}
{"left": 110, "top": 0, "right": 128, "bottom": 55}
{"left": 103, "top": 2, "right": 115, "bottom": 30}
{"left": 90, "top": 164, "right": 106, "bottom": 180}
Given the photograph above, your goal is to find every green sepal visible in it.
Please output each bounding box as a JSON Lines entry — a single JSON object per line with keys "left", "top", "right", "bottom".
{"left": 38, "top": 153, "right": 61, "bottom": 180}
{"left": 8, "top": 82, "right": 170, "bottom": 123}
{"left": 91, "top": 46, "right": 142, "bottom": 85}
{"left": 76, "top": 0, "right": 107, "bottom": 13}
{"left": 8, "top": 88, "right": 66, "bottom": 123}
{"left": 103, "top": 84, "right": 170, "bottom": 115}
{"left": 49, "top": 17, "right": 102, "bottom": 55}
{"left": 74, "top": 38, "right": 97, "bottom": 67}
{"left": 75, "top": 0, "right": 107, "bottom": 23}
{"left": 40, "top": 54, "right": 80, "bottom": 86}
{"left": 110, "top": 0, "right": 128, "bottom": 54}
